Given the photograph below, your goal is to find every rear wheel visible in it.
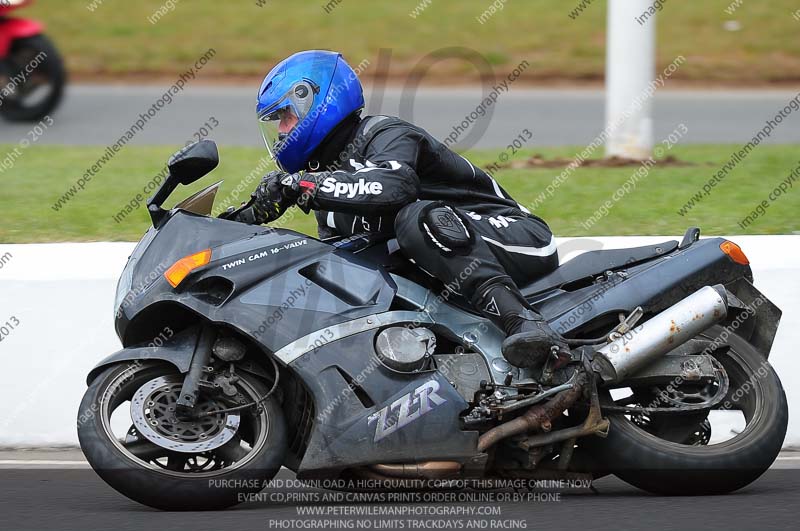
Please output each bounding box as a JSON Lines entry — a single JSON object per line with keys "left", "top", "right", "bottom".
{"left": 78, "top": 361, "right": 287, "bottom": 510}
{"left": 585, "top": 326, "right": 787, "bottom": 495}
{"left": 0, "top": 35, "right": 65, "bottom": 121}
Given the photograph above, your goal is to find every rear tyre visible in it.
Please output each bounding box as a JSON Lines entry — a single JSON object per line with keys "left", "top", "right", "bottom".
{"left": 585, "top": 327, "right": 787, "bottom": 495}
{"left": 0, "top": 35, "right": 66, "bottom": 121}
{"left": 78, "top": 361, "right": 287, "bottom": 510}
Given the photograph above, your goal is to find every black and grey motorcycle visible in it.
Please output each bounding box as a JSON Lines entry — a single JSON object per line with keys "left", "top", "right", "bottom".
{"left": 78, "top": 140, "right": 788, "bottom": 510}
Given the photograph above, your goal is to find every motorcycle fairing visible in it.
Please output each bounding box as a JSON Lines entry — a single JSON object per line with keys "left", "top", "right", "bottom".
{"left": 528, "top": 238, "right": 768, "bottom": 350}
{"left": 116, "top": 212, "right": 396, "bottom": 352}
{"left": 0, "top": 18, "right": 43, "bottom": 56}
{"left": 521, "top": 239, "right": 679, "bottom": 296}
{"left": 287, "top": 330, "right": 477, "bottom": 477}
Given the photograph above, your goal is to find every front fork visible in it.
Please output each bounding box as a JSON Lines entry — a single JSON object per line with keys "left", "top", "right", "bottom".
{"left": 175, "top": 325, "right": 216, "bottom": 417}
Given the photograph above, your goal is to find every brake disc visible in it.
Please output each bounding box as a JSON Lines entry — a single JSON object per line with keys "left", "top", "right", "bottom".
{"left": 130, "top": 375, "right": 240, "bottom": 453}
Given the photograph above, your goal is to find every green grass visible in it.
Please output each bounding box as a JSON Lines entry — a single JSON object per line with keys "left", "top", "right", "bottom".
{"left": 23, "top": 0, "right": 800, "bottom": 83}
{"left": 1, "top": 144, "right": 797, "bottom": 243}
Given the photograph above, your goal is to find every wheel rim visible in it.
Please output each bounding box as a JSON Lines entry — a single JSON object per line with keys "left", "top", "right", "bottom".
{"left": 129, "top": 375, "right": 241, "bottom": 453}
{"left": 98, "top": 364, "right": 271, "bottom": 478}
{"left": 1, "top": 45, "right": 57, "bottom": 108}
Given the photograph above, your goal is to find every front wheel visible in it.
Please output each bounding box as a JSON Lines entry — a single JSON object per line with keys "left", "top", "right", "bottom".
{"left": 584, "top": 326, "right": 788, "bottom": 495}
{"left": 77, "top": 361, "right": 287, "bottom": 510}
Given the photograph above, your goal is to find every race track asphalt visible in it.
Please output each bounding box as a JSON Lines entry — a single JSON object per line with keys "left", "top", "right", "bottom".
{"left": 1, "top": 451, "right": 798, "bottom": 531}
{"left": 1, "top": 86, "right": 798, "bottom": 150}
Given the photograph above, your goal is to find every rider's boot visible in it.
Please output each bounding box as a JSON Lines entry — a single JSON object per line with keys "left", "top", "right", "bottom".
{"left": 473, "top": 277, "right": 569, "bottom": 370}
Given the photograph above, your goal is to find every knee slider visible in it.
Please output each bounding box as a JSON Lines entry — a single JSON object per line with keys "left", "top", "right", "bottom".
{"left": 421, "top": 204, "right": 472, "bottom": 253}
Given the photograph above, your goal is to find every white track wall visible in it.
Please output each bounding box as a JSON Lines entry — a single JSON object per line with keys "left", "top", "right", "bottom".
{"left": 0, "top": 236, "right": 798, "bottom": 447}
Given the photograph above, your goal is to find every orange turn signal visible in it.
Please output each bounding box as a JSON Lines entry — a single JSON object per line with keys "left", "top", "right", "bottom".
{"left": 720, "top": 241, "right": 749, "bottom": 265}
{"left": 164, "top": 249, "right": 212, "bottom": 288}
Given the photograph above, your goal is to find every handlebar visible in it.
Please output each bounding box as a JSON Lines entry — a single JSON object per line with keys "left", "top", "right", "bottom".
{"left": 217, "top": 196, "right": 258, "bottom": 224}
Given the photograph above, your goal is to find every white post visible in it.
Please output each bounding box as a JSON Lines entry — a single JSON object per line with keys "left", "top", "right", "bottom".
{"left": 605, "top": 0, "right": 656, "bottom": 159}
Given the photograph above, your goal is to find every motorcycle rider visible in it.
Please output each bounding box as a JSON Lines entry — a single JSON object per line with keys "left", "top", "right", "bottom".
{"left": 242, "top": 50, "right": 567, "bottom": 370}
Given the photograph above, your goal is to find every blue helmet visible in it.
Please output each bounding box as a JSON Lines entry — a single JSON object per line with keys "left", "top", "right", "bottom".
{"left": 256, "top": 50, "right": 365, "bottom": 173}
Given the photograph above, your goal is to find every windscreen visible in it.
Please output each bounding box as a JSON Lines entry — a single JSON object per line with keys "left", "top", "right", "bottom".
{"left": 174, "top": 181, "right": 222, "bottom": 216}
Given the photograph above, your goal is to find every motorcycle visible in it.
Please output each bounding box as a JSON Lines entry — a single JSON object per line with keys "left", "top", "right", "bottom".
{"left": 0, "top": 0, "right": 65, "bottom": 121}
{"left": 78, "top": 140, "right": 788, "bottom": 510}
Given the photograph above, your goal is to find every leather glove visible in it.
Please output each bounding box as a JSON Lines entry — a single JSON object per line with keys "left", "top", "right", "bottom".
{"left": 277, "top": 172, "right": 319, "bottom": 213}
{"left": 252, "top": 170, "right": 320, "bottom": 223}
{"left": 252, "top": 170, "right": 294, "bottom": 223}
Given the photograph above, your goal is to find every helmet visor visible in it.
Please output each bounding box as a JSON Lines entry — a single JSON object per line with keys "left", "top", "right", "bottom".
{"left": 257, "top": 80, "right": 318, "bottom": 167}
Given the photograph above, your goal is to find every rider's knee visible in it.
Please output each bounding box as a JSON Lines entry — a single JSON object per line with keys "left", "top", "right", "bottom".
{"left": 395, "top": 200, "right": 473, "bottom": 256}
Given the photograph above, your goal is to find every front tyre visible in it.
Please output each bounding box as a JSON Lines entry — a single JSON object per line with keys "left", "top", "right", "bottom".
{"left": 78, "top": 362, "right": 287, "bottom": 510}
{"left": 585, "top": 327, "right": 788, "bottom": 495}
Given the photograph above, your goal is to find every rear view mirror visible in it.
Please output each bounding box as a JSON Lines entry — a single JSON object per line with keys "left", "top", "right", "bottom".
{"left": 168, "top": 140, "right": 219, "bottom": 185}
{"left": 147, "top": 140, "right": 221, "bottom": 227}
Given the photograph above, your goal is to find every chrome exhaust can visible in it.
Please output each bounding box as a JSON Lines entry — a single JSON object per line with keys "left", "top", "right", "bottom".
{"left": 595, "top": 285, "right": 729, "bottom": 383}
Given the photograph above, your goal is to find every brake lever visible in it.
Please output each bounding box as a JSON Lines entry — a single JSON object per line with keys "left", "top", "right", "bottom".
{"left": 218, "top": 196, "right": 256, "bottom": 222}
{"left": 235, "top": 206, "right": 258, "bottom": 225}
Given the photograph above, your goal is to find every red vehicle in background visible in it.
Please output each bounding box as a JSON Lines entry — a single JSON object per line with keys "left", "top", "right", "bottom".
{"left": 0, "top": 0, "right": 65, "bottom": 121}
